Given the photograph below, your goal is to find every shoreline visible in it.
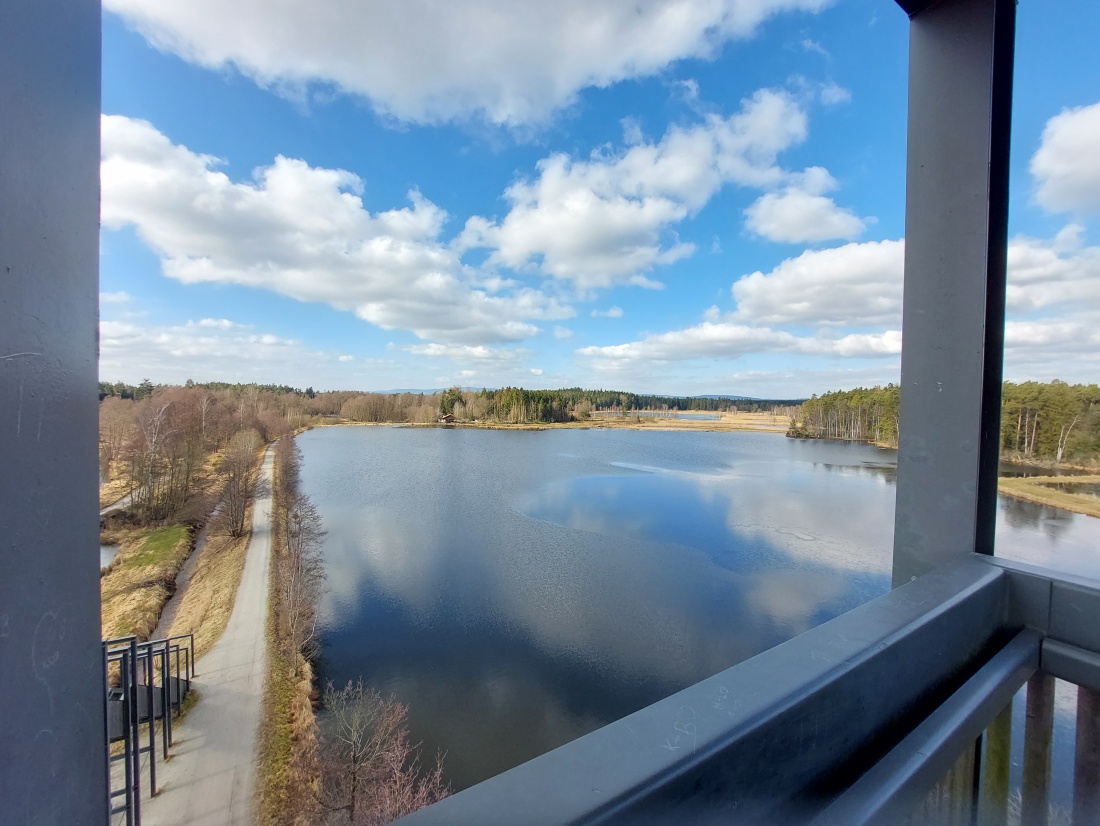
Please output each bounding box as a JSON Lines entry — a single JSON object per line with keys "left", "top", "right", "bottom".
{"left": 334, "top": 411, "right": 791, "bottom": 434}
{"left": 997, "top": 475, "right": 1100, "bottom": 520}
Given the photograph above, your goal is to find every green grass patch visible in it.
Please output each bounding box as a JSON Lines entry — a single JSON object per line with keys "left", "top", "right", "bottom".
{"left": 120, "top": 524, "right": 192, "bottom": 570}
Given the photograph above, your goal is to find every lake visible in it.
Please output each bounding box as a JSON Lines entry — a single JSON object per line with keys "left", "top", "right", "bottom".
{"left": 297, "top": 426, "right": 1100, "bottom": 793}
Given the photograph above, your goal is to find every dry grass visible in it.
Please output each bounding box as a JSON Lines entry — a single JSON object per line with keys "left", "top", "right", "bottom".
{"left": 257, "top": 577, "right": 321, "bottom": 826}
{"left": 100, "top": 524, "right": 193, "bottom": 641}
{"left": 998, "top": 475, "right": 1100, "bottom": 518}
{"left": 99, "top": 473, "right": 131, "bottom": 510}
{"left": 165, "top": 491, "right": 256, "bottom": 661}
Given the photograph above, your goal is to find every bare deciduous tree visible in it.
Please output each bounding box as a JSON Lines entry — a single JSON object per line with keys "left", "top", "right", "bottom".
{"left": 318, "top": 680, "right": 449, "bottom": 825}
{"left": 209, "top": 428, "right": 263, "bottom": 537}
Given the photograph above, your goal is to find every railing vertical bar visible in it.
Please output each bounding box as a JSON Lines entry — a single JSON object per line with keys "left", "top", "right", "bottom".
{"left": 159, "top": 644, "right": 170, "bottom": 758}
{"left": 102, "top": 643, "right": 113, "bottom": 826}
{"left": 1022, "top": 673, "right": 1054, "bottom": 826}
{"left": 969, "top": 735, "right": 982, "bottom": 826}
{"left": 173, "top": 644, "right": 181, "bottom": 715}
{"left": 980, "top": 701, "right": 1012, "bottom": 826}
{"left": 950, "top": 743, "right": 976, "bottom": 826}
{"left": 128, "top": 640, "right": 141, "bottom": 825}
{"left": 1074, "top": 685, "right": 1100, "bottom": 825}
{"left": 146, "top": 649, "right": 157, "bottom": 796}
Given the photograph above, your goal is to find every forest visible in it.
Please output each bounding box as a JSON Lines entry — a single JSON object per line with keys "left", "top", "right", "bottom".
{"left": 788, "top": 380, "right": 1100, "bottom": 463}
{"left": 98, "top": 380, "right": 804, "bottom": 519}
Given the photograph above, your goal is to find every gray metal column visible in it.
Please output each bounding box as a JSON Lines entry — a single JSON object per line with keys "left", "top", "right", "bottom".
{"left": 0, "top": 0, "right": 106, "bottom": 822}
{"left": 892, "top": 0, "right": 1016, "bottom": 586}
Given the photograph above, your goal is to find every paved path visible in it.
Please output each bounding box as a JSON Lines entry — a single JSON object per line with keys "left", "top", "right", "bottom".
{"left": 100, "top": 489, "right": 134, "bottom": 516}
{"left": 140, "top": 447, "right": 274, "bottom": 826}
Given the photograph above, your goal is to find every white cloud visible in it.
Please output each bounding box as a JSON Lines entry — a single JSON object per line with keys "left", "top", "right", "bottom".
{"left": 462, "top": 88, "right": 810, "bottom": 290}
{"left": 576, "top": 320, "right": 900, "bottom": 366}
{"left": 744, "top": 166, "right": 866, "bottom": 242}
{"left": 801, "top": 39, "right": 830, "bottom": 58}
{"left": 100, "top": 291, "right": 131, "bottom": 304}
{"left": 101, "top": 114, "right": 571, "bottom": 344}
{"left": 577, "top": 225, "right": 1100, "bottom": 380}
{"left": 337, "top": 354, "right": 355, "bottom": 362}
{"left": 591, "top": 306, "right": 625, "bottom": 318}
{"left": 1005, "top": 230, "right": 1100, "bottom": 312}
{"left": 196, "top": 317, "right": 238, "bottom": 329}
{"left": 99, "top": 318, "right": 319, "bottom": 383}
{"left": 530, "top": 368, "right": 544, "bottom": 376}
{"left": 732, "top": 238, "right": 904, "bottom": 325}
{"left": 404, "top": 342, "right": 523, "bottom": 367}
{"left": 820, "top": 81, "right": 851, "bottom": 106}
{"left": 1031, "top": 102, "right": 1100, "bottom": 214}
{"left": 105, "top": 0, "right": 834, "bottom": 126}
{"left": 553, "top": 326, "right": 574, "bottom": 340}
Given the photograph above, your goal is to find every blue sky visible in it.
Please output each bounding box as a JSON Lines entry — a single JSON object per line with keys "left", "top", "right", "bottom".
{"left": 99, "top": 0, "right": 1100, "bottom": 396}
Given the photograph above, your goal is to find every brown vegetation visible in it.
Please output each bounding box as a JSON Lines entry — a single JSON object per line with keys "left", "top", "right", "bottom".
{"left": 164, "top": 514, "right": 254, "bottom": 661}
{"left": 317, "top": 680, "right": 449, "bottom": 825}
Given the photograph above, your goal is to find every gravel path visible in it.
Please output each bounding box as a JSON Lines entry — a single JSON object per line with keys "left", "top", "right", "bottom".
{"left": 139, "top": 446, "right": 274, "bottom": 826}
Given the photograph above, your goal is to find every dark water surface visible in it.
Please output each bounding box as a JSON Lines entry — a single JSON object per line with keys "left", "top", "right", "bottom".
{"left": 298, "top": 426, "right": 1100, "bottom": 792}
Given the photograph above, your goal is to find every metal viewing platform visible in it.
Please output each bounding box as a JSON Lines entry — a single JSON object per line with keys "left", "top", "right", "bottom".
{"left": 2, "top": 0, "right": 1096, "bottom": 824}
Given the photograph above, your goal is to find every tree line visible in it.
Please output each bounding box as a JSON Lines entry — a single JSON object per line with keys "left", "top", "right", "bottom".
{"left": 100, "top": 384, "right": 304, "bottom": 521}
{"left": 103, "top": 379, "right": 805, "bottom": 434}
{"left": 789, "top": 380, "right": 1100, "bottom": 463}
{"left": 790, "top": 385, "right": 901, "bottom": 446}
{"left": 340, "top": 385, "right": 804, "bottom": 425}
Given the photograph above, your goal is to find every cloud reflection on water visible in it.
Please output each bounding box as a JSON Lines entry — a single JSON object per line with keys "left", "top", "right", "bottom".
{"left": 299, "top": 426, "right": 1100, "bottom": 791}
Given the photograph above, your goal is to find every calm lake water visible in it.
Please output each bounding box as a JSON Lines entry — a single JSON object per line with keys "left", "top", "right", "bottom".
{"left": 297, "top": 426, "right": 1100, "bottom": 793}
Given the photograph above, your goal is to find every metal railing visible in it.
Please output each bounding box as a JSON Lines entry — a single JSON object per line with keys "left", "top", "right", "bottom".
{"left": 396, "top": 555, "right": 1100, "bottom": 825}
{"left": 103, "top": 633, "right": 195, "bottom": 826}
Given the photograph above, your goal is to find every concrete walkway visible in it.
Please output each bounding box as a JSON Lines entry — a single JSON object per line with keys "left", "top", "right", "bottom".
{"left": 139, "top": 446, "right": 275, "bottom": 825}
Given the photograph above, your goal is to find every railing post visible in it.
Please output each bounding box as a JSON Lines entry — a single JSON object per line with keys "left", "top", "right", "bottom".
{"left": 1074, "top": 686, "right": 1100, "bottom": 825}
{"left": 891, "top": 0, "right": 1017, "bottom": 586}
{"left": 980, "top": 702, "right": 1012, "bottom": 825}
{"left": 1022, "top": 674, "right": 1054, "bottom": 826}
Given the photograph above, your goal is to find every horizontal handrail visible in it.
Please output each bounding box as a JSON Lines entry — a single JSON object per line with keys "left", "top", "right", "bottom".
{"left": 399, "top": 555, "right": 1100, "bottom": 825}
{"left": 809, "top": 629, "right": 1040, "bottom": 826}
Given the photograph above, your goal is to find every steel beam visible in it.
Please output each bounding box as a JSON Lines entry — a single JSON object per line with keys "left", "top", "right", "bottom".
{"left": 0, "top": 0, "right": 105, "bottom": 822}
{"left": 892, "top": 0, "right": 1016, "bottom": 586}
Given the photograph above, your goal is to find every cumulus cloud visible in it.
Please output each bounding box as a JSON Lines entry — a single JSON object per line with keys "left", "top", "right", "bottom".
{"left": 105, "top": 0, "right": 834, "bottom": 126}
{"left": 100, "top": 291, "right": 131, "bottom": 304}
{"left": 101, "top": 114, "right": 571, "bottom": 344}
{"left": 577, "top": 225, "right": 1100, "bottom": 377}
{"left": 744, "top": 166, "right": 866, "bottom": 243}
{"left": 337, "top": 354, "right": 355, "bottom": 362}
{"left": 1006, "top": 230, "right": 1100, "bottom": 312}
{"left": 727, "top": 230, "right": 1100, "bottom": 330}
{"left": 1031, "top": 102, "right": 1100, "bottom": 214}
{"left": 461, "top": 88, "right": 810, "bottom": 290}
{"left": 553, "top": 326, "right": 574, "bottom": 340}
{"left": 732, "top": 238, "right": 904, "bottom": 326}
